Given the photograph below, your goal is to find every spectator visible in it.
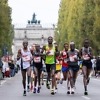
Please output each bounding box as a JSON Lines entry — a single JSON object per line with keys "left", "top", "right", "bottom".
{"left": 91, "top": 56, "right": 96, "bottom": 76}
{"left": 2, "top": 57, "right": 10, "bottom": 78}
{"left": 95, "top": 56, "right": 100, "bottom": 77}
{"left": 0, "top": 58, "right": 3, "bottom": 80}
{"left": 8, "top": 60, "right": 15, "bottom": 77}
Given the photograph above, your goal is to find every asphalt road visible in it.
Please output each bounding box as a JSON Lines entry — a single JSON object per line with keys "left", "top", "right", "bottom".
{"left": 0, "top": 71, "right": 100, "bottom": 100}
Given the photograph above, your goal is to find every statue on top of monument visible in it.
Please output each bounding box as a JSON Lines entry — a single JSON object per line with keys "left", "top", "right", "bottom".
{"left": 31, "top": 13, "right": 37, "bottom": 24}
{"left": 28, "top": 13, "right": 41, "bottom": 25}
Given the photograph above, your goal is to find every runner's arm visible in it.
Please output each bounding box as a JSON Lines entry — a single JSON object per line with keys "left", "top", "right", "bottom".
{"left": 88, "top": 47, "right": 93, "bottom": 59}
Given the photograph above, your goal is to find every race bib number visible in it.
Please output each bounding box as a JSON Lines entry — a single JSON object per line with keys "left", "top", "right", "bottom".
{"left": 69, "top": 54, "right": 77, "bottom": 62}
{"left": 34, "top": 57, "right": 41, "bottom": 63}
{"left": 48, "top": 50, "right": 54, "bottom": 55}
{"left": 69, "top": 56, "right": 74, "bottom": 62}
{"left": 22, "top": 55, "right": 30, "bottom": 62}
{"left": 63, "top": 52, "right": 66, "bottom": 55}
{"left": 83, "top": 54, "right": 90, "bottom": 60}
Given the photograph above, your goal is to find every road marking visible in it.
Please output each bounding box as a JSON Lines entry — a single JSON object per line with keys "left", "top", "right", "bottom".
{"left": 7, "top": 77, "right": 11, "bottom": 80}
{"left": 82, "top": 96, "right": 91, "bottom": 100}
{"left": 0, "top": 80, "right": 6, "bottom": 86}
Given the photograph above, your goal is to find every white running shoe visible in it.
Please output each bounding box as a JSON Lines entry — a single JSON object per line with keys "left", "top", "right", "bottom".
{"left": 71, "top": 88, "right": 75, "bottom": 94}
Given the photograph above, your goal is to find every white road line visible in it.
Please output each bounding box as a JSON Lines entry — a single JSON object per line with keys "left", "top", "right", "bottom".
{"left": 7, "top": 77, "right": 11, "bottom": 80}
{"left": 0, "top": 80, "right": 6, "bottom": 86}
{"left": 82, "top": 96, "right": 91, "bottom": 100}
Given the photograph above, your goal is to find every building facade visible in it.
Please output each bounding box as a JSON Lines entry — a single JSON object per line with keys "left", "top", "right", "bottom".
{"left": 13, "top": 24, "right": 55, "bottom": 58}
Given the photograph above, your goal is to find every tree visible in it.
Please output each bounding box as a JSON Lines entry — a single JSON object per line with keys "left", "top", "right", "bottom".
{"left": 0, "top": 0, "right": 14, "bottom": 56}
{"left": 56, "top": 0, "right": 100, "bottom": 55}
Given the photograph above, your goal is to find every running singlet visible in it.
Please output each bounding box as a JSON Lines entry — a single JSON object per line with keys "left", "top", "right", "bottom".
{"left": 45, "top": 45, "right": 55, "bottom": 64}
{"left": 61, "top": 50, "right": 68, "bottom": 67}
{"left": 33, "top": 52, "right": 42, "bottom": 68}
{"left": 21, "top": 48, "right": 32, "bottom": 69}
{"left": 81, "top": 47, "right": 91, "bottom": 60}
{"left": 33, "top": 52, "right": 42, "bottom": 63}
{"left": 68, "top": 49, "right": 79, "bottom": 66}
{"left": 34, "top": 56, "right": 41, "bottom": 63}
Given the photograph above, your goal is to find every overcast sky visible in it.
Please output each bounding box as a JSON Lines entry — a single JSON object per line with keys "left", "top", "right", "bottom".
{"left": 8, "top": 0, "right": 61, "bottom": 27}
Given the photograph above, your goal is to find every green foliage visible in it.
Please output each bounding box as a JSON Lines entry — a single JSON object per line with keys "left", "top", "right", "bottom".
{"left": 56, "top": 0, "right": 100, "bottom": 55}
{"left": 0, "top": 0, "right": 14, "bottom": 56}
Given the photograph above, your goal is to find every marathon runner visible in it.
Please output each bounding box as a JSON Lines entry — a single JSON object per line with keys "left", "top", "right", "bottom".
{"left": 33, "top": 44, "right": 43, "bottom": 93}
{"left": 80, "top": 38, "right": 93, "bottom": 95}
{"left": 67, "top": 42, "right": 80, "bottom": 94}
{"left": 17, "top": 39, "right": 32, "bottom": 96}
{"left": 42, "top": 36, "right": 57, "bottom": 95}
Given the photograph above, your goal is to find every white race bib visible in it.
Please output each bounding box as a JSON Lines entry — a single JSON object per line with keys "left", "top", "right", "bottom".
{"left": 34, "top": 57, "right": 41, "bottom": 63}
{"left": 63, "top": 52, "right": 66, "bottom": 55}
{"left": 69, "top": 56, "right": 75, "bottom": 62}
{"left": 22, "top": 56, "right": 30, "bottom": 62}
{"left": 83, "top": 55, "right": 90, "bottom": 60}
{"left": 48, "top": 50, "right": 54, "bottom": 55}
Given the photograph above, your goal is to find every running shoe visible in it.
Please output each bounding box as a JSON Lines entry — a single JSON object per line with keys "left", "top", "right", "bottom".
{"left": 33, "top": 88, "right": 36, "bottom": 93}
{"left": 42, "top": 82, "right": 44, "bottom": 85}
{"left": 84, "top": 91, "right": 88, "bottom": 95}
{"left": 71, "top": 88, "right": 75, "bottom": 94}
{"left": 67, "top": 87, "right": 70, "bottom": 94}
{"left": 23, "top": 90, "right": 26, "bottom": 96}
{"left": 51, "top": 89, "right": 55, "bottom": 95}
{"left": 67, "top": 90, "right": 70, "bottom": 94}
{"left": 55, "top": 88, "right": 58, "bottom": 93}
{"left": 37, "top": 87, "right": 41, "bottom": 93}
